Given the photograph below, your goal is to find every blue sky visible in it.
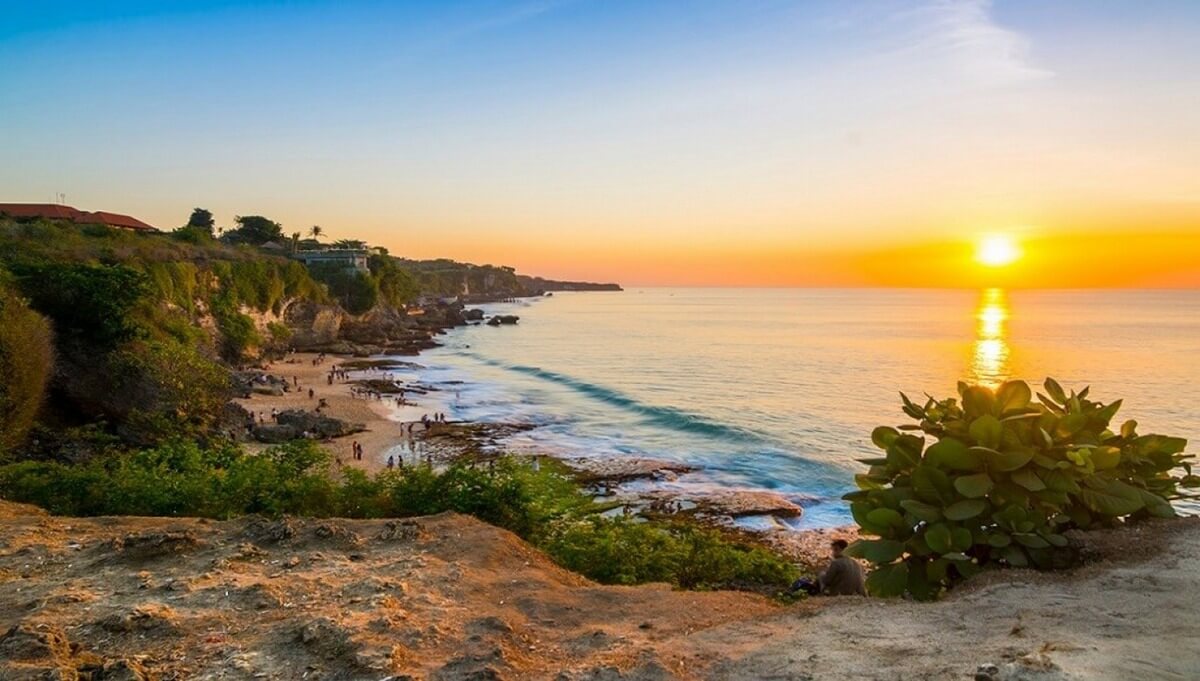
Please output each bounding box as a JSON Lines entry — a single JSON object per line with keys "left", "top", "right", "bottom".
{"left": 1, "top": 1, "right": 1198, "bottom": 284}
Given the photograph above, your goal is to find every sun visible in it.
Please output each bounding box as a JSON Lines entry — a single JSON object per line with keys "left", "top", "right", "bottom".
{"left": 976, "top": 234, "right": 1021, "bottom": 267}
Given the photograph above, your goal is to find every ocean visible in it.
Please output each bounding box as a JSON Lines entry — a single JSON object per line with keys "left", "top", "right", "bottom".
{"left": 388, "top": 288, "right": 1200, "bottom": 528}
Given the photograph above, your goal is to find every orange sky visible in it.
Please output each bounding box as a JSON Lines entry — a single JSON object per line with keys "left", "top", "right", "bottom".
{"left": 4, "top": 1, "right": 1199, "bottom": 288}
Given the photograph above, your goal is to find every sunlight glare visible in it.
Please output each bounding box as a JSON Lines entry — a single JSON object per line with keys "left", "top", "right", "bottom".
{"left": 976, "top": 235, "right": 1021, "bottom": 268}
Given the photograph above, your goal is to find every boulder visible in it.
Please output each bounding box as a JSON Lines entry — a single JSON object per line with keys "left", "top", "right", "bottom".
{"left": 276, "top": 409, "right": 365, "bottom": 439}
{"left": 0, "top": 623, "right": 71, "bottom": 662}
{"left": 486, "top": 315, "right": 519, "bottom": 326}
{"left": 252, "top": 423, "right": 299, "bottom": 443}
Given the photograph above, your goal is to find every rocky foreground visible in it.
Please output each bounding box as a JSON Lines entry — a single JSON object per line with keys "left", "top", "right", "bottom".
{"left": 2, "top": 500, "right": 1198, "bottom": 681}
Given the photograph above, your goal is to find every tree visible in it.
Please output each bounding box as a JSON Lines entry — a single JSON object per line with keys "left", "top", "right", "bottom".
{"left": 309, "top": 225, "right": 323, "bottom": 240}
{"left": 11, "top": 263, "right": 148, "bottom": 350}
{"left": 0, "top": 283, "right": 53, "bottom": 455}
{"left": 186, "top": 208, "right": 215, "bottom": 236}
{"left": 333, "top": 239, "right": 367, "bottom": 250}
{"left": 229, "top": 215, "right": 284, "bottom": 246}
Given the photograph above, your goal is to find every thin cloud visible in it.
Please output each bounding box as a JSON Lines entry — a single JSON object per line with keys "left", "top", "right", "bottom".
{"left": 899, "top": 0, "right": 1053, "bottom": 86}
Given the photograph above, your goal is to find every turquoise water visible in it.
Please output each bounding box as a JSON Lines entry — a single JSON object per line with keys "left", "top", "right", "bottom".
{"left": 400, "top": 288, "right": 1200, "bottom": 528}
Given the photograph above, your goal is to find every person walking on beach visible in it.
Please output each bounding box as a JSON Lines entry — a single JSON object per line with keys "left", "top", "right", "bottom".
{"left": 308, "top": 388, "right": 315, "bottom": 400}
{"left": 387, "top": 455, "right": 395, "bottom": 470}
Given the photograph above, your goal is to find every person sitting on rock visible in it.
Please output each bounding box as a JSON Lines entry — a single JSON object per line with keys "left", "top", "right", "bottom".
{"left": 803, "top": 539, "right": 866, "bottom": 596}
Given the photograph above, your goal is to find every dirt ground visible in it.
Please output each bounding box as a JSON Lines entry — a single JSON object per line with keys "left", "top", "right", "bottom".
{"left": 2, "top": 500, "right": 1197, "bottom": 680}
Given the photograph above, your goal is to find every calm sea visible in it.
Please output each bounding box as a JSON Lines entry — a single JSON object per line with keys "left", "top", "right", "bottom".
{"left": 394, "top": 288, "right": 1200, "bottom": 528}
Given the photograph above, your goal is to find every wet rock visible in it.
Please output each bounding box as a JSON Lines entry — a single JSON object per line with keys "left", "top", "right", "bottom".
{"left": 567, "top": 457, "right": 698, "bottom": 485}
{"left": 463, "top": 308, "right": 485, "bottom": 321}
{"left": 485, "top": 315, "right": 519, "bottom": 326}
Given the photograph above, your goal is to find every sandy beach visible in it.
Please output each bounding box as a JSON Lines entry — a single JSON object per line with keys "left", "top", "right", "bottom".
{"left": 233, "top": 352, "right": 450, "bottom": 472}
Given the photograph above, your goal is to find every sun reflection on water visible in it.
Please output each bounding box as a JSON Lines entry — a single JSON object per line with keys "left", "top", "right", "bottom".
{"left": 972, "top": 288, "right": 1011, "bottom": 387}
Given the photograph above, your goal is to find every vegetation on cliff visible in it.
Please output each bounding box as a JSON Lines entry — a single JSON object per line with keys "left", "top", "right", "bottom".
{"left": 0, "top": 440, "right": 796, "bottom": 590}
{"left": 0, "top": 281, "right": 54, "bottom": 456}
{"left": 846, "top": 378, "right": 1197, "bottom": 598}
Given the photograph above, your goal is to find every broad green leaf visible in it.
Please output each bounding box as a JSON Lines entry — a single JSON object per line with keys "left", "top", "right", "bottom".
{"left": 996, "top": 380, "right": 1032, "bottom": 413}
{"left": 845, "top": 539, "right": 905, "bottom": 564}
{"left": 1095, "top": 399, "right": 1122, "bottom": 426}
{"left": 1078, "top": 479, "right": 1145, "bottom": 517}
{"left": 1011, "top": 468, "right": 1046, "bottom": 492}
{"left": 912, "top": 466, "right": 954, "bottom": 504}
{"left": 871, "top": 426, "right": 900, "bottom": 450}
{"left": 950, "top": 527, "right": 973, "bottom": 552}
{"left": 988, "top": 447, "right": 1034, "bottom": 472}
{"left": 1041, "top": 469, "right": 1081, "bottom": 494}
{"left": 866, "top": 561, "right": 909, "bottom": 598}
{"left": 1044, "top": 378, "right": 1068, "bottom": 405}
{"left": 899, "top": 499, "right": 942, "bottom": 523}
{"left": 926, "top": 438, "right": 982, "bottom": 471}
{"left": 1138, "top": 490, "right": 1176, "bottom": 519}
{"left": 954, "top": 473, "right": 994, "bottom": 498}
{"left": 1120, "top": 419, "right": 1138, "bottom": 439}
{"left": 1091, "top": 446, "right": 1121, "bottom": 471}
{"left": 1043, "top": 533, "right": 1069, "bottom": 547}
{"left": 1001, "top": 545, "right": 1029, "bottom": 567}
{"left": 924, "top": 523, "right": 953, "bottom": 554}
{"left": 1013, "top": 533, "right": 1049, "bottom": 549}
{"left": 945, "top": 498, "right": 987, "bottom": 521}
{"left": 886, "top": 434, "right": 924, "bottom": 469}
{"left": 962, "top": 386, "right": 995, "bottom": 418}
{"left": 1056, "top": 413, "right": 1088, "bottom": 439}
{"left": 866, "top": 507, "right": 905, "bottom": 530}
{"left": 987, "top": 533, "right": 1012, "bottom": 548}
{"left": 969, "top": 415, "right": 1003, "bottom": 449}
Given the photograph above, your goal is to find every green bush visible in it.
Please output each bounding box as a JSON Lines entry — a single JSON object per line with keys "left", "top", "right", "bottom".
{"left": 0, "top": 443, "right": 797, "bottom": 591}
{"left": 543, "top": 517, "right": 798, "bottom": 589}
{"left": 11, "top": 262, "right": 148, "bottom": 350}
{"left": 0, "top": 283, "right": 54, "bottom": 456}
{"left": 846, "top": 378, "right": 1198, "bottom": 599}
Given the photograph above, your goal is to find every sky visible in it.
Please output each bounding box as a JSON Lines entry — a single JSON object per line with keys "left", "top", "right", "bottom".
{"left": 1, "top": 0, "right": 1198, "bottom": 287}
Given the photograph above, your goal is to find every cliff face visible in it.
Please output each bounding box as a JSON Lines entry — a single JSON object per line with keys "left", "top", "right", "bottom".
{"left": 516, "top": 275, "right": 622, "bottom": 294}
{"left": 3, "top": 501, "right": 1197, "bottom": 681}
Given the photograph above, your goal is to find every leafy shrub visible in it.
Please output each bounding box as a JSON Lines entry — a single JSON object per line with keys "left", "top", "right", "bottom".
{"left": 0, "top": 284, "right": 54, "bottom": 456}
{"left": 846, "top": 378, "right": 1198, "bottom": 599}
{"left": 543, "top": 517, "right": 798, "bottom": 589}
{"left": 10, "top": 262, "right": 148, "bottom": 349}
{"left": 0, "top": 443, "right": 797, "bottom": 590}
{"left": 105, "top": 340, "right": 233, "bottom": 444}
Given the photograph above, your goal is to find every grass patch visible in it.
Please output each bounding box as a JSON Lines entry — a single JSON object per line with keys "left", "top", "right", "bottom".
{"left": 0, "top": 440, "right": 796, "bottom": 591}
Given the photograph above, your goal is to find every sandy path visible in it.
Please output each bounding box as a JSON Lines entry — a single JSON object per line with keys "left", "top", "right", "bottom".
{"left": 697, "top": 518, "right": 1200, "bottom": 680}
{"left": 233, "top": 353, "right": 442, "bottom": 472}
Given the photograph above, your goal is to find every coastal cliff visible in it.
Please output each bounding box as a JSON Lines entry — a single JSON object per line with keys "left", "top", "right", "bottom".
{"left": 2, "top": 500, "right": 1196, "bottom": 680}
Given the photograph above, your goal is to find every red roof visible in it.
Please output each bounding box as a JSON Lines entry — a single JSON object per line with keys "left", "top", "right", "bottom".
{"left": 78, "top": 211, "right": 157, "bottom": 231}
{"left": 0, "top": 203, "right": 157, "bottom": 232}
{"left": 0, "top": 203, "right": 85, "bottom": 221}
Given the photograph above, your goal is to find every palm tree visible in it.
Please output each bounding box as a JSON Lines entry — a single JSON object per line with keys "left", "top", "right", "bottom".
{"left": 309, "top": 225, "right": 323, "bottom": 240}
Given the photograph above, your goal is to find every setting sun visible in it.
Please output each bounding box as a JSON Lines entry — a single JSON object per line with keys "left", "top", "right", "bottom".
{"left": 976, "top": 235, "right": 1021, "bottom": 268}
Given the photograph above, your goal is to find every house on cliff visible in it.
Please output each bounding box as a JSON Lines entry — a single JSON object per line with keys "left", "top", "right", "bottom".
{"left": 0, "top": 203, "right": 158, "bottom": 232}
{"left": 291, "top": 248, "right": 370, "bottom": 273}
